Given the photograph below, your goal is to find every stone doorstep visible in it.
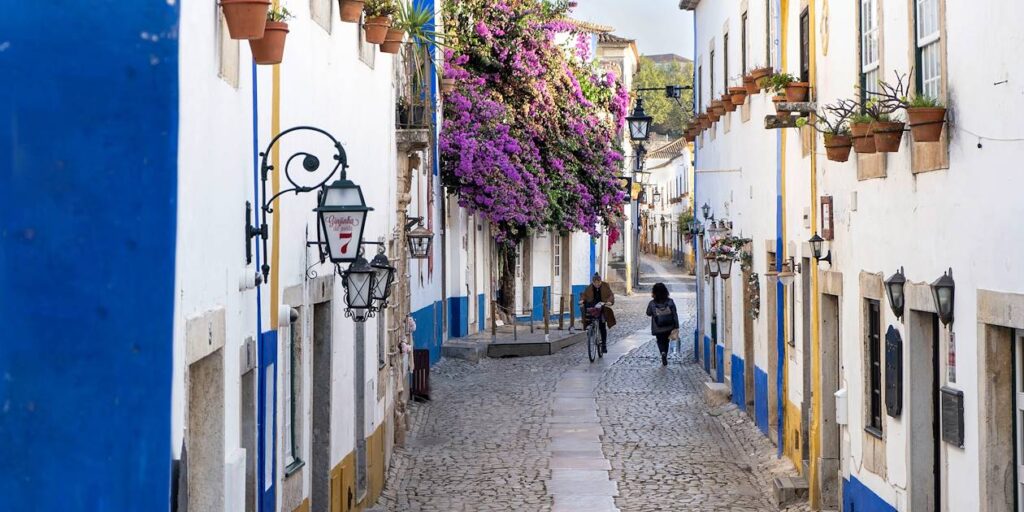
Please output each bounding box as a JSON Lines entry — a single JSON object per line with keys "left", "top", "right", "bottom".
{"left": 440, "top": 338, "right": 486, "bottom": 362}
{"left": 545, "top": 478, "right": 619, "bottom": 497}
{"left": 773, "top": 475, "right": 809, "bottom": 508}
{"left": 703, "top": 381, "right": 732, "bottom": 406}
{"left": 552, "top": 495, "right": 619, "bottom": 512}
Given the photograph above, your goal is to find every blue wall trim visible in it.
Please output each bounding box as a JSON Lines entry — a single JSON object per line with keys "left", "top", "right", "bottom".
{"left": 0, "top": 3, "right": 179, "bottom": 509}
{"left": 532, "top": 286, "right": 551, "bottom": 321}
{"left": 478, "top": 293, "right": 486, "bottom": 332}
{"left": 447, "top": 296, "right": 469, "bottom": 339}
{"left": 589, "top": 239, "right": 596, "bottom": 278}
{"left": 731, "top": 354, "right": 745, "bottom": 408}
{"left": 694, "top": 329, "right": 700, "bottom": 361}
{"left": 755, "top": 366, "right": 769, "bottom": 435}
{"left": 703, "top": 336, "right": 711, "bottom": 374}
{"left": 715, "top": 344, "right": 725, "bottom": 383}
{"left": 413, "top": 301, "right": 444, "bottom": 364}
{"left": 842, "top": 476, "right": 896, "bottom": 512}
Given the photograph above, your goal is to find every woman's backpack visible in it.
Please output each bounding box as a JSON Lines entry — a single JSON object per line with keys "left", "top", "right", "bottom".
{"left": 651, "top": 300, "right": 677, "bottom": 334}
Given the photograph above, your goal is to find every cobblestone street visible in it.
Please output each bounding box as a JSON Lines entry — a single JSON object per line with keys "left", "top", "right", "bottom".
{"left": 377, "top": 258, "right": 807, "bottom": 511}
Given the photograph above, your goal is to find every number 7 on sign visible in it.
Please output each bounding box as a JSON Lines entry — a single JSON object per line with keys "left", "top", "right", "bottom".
{"left": 338, "top": 232, "right": 352, "bottom": 254}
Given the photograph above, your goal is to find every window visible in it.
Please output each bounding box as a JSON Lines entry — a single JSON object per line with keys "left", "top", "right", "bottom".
{"left": 698, "top": 64, "right": 703, "bottom": 111}
{"left": 311, "top": 0, "right": 332, "bottom": 32}
{"left": 283, "top": 309, "right": 304, "bottom": 473}
{"left": 709, "top": 49, "right": 715, "bottom": 100}
{"left": 765, "top": 0, "right": 773, "bottom": 68}
{"left": 358, "top": 15, "right": 375, "bottom": 67}
{"left": 867, "top": 299, "right": 883, "bottom": 435}
{"left": 860, "top": 0, "right": 880, "bottom": 95}
{"left": 723, "top": 33, "right": 729, "bottom": 95}
{"left": 915, "top": 0, "right": 942, "bottom": 98}
{"left": 741, "top": 12, "right": 748, "bottom": 76}
{"left": 553, "top": 234, "right": 562, "bottom": 278}
{"left": 799, "top": 9, "right": 810, "bottom": 83}
{"left": 378, "top": 309, "right": 387, "bottom": 369}
{"left": 217, "top": 9, "right": 240, "bottom": 87}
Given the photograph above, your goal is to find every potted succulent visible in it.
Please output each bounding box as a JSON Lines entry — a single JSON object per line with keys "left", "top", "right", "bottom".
{"left": 798, "top": 100, "right": 856, "bottom": 161}
{"left": 249, "top": 7, "right": 292, "bottom": 65}
{"left": 849, "top": 112, "right": 877, "bottom": 154}
{"left": 721, "top": 93, "right": 737, "bottom": 112}
{"left": 905, "top": 94, "right": 947, "bottom": 142}
{"left": 871, "top": 113, "right": 906, "bottom": 152}
{"left": 339, "top": 0, "right": 366, "bottom": 23}
{"left": 220, "top": 0, "right": 271, "bottom": 40}
{"left": 729, "top": 86, "right": 748, "bottom": 106}
{"left": 363, "top": 0, "right": 396, "bottom": 45}
{"left": 750, "top": 65, "right": 773, "bottom": 91}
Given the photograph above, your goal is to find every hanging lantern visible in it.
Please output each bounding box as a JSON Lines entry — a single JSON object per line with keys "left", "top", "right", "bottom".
{"left": 885, "top": 267, "right": 907, "bottom": 320}
{"left": 316, "top": 179, "right": 373, "bottom": 263}
{"left": 407, "top": 223, "right": 434, "bottom": 259}
{"left": 719, "top": 256, "right": 734, "bottom": 280}
{"left": 342, "top": 253, "right": 377, "bottom": 322}
{"left": 931, "top": 268, "right": 955, "bottom": 327}
{"left": 369, "top": 246, "right": 396, "bottom": 309}
{"left": 626, "top": 98, "right": 653, "bottom": 142}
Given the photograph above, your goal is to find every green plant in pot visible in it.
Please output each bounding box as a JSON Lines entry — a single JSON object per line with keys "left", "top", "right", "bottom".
{"left": 849, "top": 111, "right": 877, "bottom": 154}
{"left": 339, "top": 0, "right": 366, "bottom": 23}
{"left": 750, "top": 63, "right": 773, "bottom": 92}
{"left": 903, "top": 94, "right": 946, "bottom": 142}
{"left": 766, "top": 73, "right": 796, "bottom": 118}
{"left": 363, "top": 0, "right": 397, "bottom": 44}
{"left": 798, "top": 100, "right": 855, "bottom": 162}
{"left": 249, "top": 6, "right": 293, "bottom": 65}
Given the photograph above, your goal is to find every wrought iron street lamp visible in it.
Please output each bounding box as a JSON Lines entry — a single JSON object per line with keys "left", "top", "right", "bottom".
{"left": 708, "top": 252, "right": 721, "bottom": 277}
{"left": 626, "top": 98, "right": 653, "bottom": 142}
{"left": 701, "top": 202, "right": 711, "bottom": 220}
{"left": 885, "top": 267, "right": 907, "bottom": 320}
{"left": 719, "top": 256, "right": 734, "bottom": 280}
{"left": 405, "top": 217, "right": 434, "bottom": 259}
{"left": 653, "top": 188, "right": 662, "bottom": 205}
{"left": 317, "top": 179, "right": 372, "bottom": 264}
{"left": 809, "top": 233, "right": 832, "bottom": 265}
{"left": 369, "top": 244, "right": 396, "bottom": 309}
{"left": 342, "top": 252, "right": 377, "bottom": 322}
{"left": 778, "top": 257, "right": 799, "bottom": 287}
{"left": 931, "top": 268, "right": 955, "bottom": 327}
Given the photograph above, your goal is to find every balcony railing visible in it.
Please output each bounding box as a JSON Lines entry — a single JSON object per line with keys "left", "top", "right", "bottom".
{"left": 396, "top": 42, "right": 435, "bottom": 130}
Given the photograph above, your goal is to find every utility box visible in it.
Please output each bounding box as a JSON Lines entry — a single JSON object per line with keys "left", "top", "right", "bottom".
{"left": 835, "top": 388, "right": 848, "bottom": 425}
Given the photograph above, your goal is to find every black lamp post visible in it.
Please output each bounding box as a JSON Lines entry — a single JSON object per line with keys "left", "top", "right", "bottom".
{"left": 931, "top": 268, "right": 955, "bottom": 327}
{"left": 809, "top": 233, "right": 832, "bottom": 265}
{"left": 342, "top": 252, "right": 376, "bottom": 322}
{"left": 885, "top": 267, "right": 907, "bottom": 320}
{"left": 369, "top": 245, "right": 396, "bottom": 309}
{"left": 633, "top": 143, "right": 647, "bottom": 173}
{"left": 626, "top": 98, "right": 653, "bottom": 142}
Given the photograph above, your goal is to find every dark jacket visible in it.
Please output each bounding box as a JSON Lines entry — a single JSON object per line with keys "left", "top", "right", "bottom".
{"left": 580, "top": 282, "right": 617, "bottom": 328}
{"left": 646, "top": 298, "right": 679, "bottom": 335}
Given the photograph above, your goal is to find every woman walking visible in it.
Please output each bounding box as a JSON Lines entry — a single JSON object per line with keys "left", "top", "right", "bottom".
{"left": 646, "top": 282, "right": 679, "bottom": 366}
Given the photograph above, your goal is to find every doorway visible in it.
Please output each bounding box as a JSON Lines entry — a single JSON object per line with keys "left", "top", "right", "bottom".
{"left": 743, "top": 268, "right": 755, "bottom": 417}
{"left": 241, "top": 342, "right": 257, "bottom": 512}
{"left": 311, "top": 302, "right": 332, "bottom": 512}
{"left": 819, "top": 293, "right": 841, "bottom": 509}
{"left": 800, "top": 257, "right": 812, "bottom": 464}
{"left": 766, "top": 276, "right": 779, "bottom": 441}
{"left": 1014, "top": 330, "right": 1024, "bottom": 512}
{"left": 187, "top": 349, "right": 225, "bottom": 512}
{"left": 908, "top": 311, "right": 942, "bottom": 512}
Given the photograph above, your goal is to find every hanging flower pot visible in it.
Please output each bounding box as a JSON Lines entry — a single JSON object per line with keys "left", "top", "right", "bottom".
{"left": 721, "top": 94, "right": 737, "bottom": 112}
{"left": 364, "top": 16, "right": 391, "bottom": 44}
{"left": 380, "top": 28, "right": 405, "bottom": 54}
{"left": 729, "top": 87, "right": 748, "bottom": 106}
{"left": 871, "top": 120, "right": 906, "bottom": 152}
{"left": 824, "top": 133, "right": 854, "bottom": 162}
{"left": 339, "top": 0, "right": 366, "bottom": 22}
{"left": 742, "top": 74, "right": 758, "bottom": 95}
{"left": 907, "top": 107, "right": 947, "bottom": 143}
{"left": 699, "top": 114, "right": 711, "bottom": 129}
{"left": 249, "top": 21, "right": 290, "bottom": 65}
{"left": 220, "top": 0, "right": 271, "bottom": 40}
{"left": 850, "top": 122, "right": 876, "bottom": 154}
{"left": 711, "top": 100, "right": 725, "bottom": 116}
{"left": 785, "top": 81, "right": 810, "bottom": 102}
{"left": 772, "top": 95, "right": 790, "bottom": 120}
{"left": 751, "top": 67, "right": 773, "bottom": 91}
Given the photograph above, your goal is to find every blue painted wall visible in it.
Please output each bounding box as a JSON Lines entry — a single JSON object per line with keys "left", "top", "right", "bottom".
{"left": 755, "top": 366, "right": 769, "bottom": 435}
{"left": 0, "top": 3, "right": 179, "bottom": 509}
{"left": 447, "top": 296, "right": 469, "bottom": 338}
{"left": 842, "top": 476, "right": 896, "bottom": 512}
{"left": 715, "top": 344, "right": 725, "bottom": 383}
{"left": 703, "top": 336, "right": 711, "bottom": 374}
{"left": 532, "top": 286, "right": 551, "bottom": 321}
{"left": 478, "top": 293, "right": 486, "bottom": 332}
{"left": 413, "top": 301, "right": 444, "bottom": 364}
{"left": 731, "top": 354, "right": 746, "bottom": 409}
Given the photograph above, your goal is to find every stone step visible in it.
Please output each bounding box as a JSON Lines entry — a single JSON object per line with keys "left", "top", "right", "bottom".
{"left": 703, "top": 381, "right": 731, "bottom": 407}
{"left": 441, "top": 338, "right": 486, "bottom": 362}
{"left": 773, "top": 475, "right": 809, "bottom": 508}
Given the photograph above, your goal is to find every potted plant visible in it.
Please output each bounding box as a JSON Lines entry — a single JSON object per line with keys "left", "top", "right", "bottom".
{"left": 798, "top": 100, "right": 856, "bottom": 162}
{"left": 699, "top": 113, "right": 711, "bottom": 130}
{"left": 729, "top": 86, "right": 748, "bottom": 106}
{"left": 363, "top": 0, "right": 396, "bottom": 45}
{"left": 721, "top": 93, "right": 737, "bottom": 112}
{"left": 381, "top": 27, "right": 405, "bottom": 54}
{"left": 339, "top": 0, "right": 365, "bottom": 23}
{"left": 850, "top": 112, "right": 876, "bottom": 154}
{"left": 766, "top": 73, "right": 796, "bottom": 117}
{"left": 871, "top": 113, "right": 905, "bottom": 152}
{"left": 249, "top": 7, "right": 292, "bottom": 65}
{"left": 750, "top": 65, "right": 773, "bottom": 91}
{"left": 742, "top": 73, "right": 758, "bottom": 95}
{"left": 905, "top": 94, "right": 947, "bottom": 142}
{"left": 711, "top": 99, "right": 725, "bottom": 117}
{"left": 220, "top": 0, "right": 271, "bottom": 40}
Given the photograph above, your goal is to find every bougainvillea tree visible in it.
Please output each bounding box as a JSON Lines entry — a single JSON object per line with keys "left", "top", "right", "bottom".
{"left": 439, "top": 0, "right": 629, "bottom": 247}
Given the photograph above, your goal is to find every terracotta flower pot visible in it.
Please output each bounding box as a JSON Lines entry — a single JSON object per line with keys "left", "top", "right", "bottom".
{"left": 823, "top": 134, "right": 854, "bottom": 162}
{"left": 248, "top": 21, "right": 289, "bottom": 65}
{"left": 871, "top": 121, "right": 906, "bottom": 152}
{"left": 709, "top": 110, "right": 721, "bottom": 122}
{"left": 700, "top": 115, "right": 711, "bottom": 129}
{"left": 907, "top": 107, "right": 947, "bottom": 143}
{"left": 772, "top": 95, "right": 790, "bottom": 119}
{"left": 363, "top": 16, "right": 390, "bottom": 44}
{"left": 380, "top": 28, "right": 405, "bottom": 54}
{"left": 339, "top": 0, "right": 365, "bottom": 23}
{"left": 785, "top": 81, "right": 810, "bottom": 102}
{"left": 751, "top": 67, "right": 773, "bottom": 90}
{"left": 742, "top": 75, "right": 758, "bottom": 95}
{"left": 220, "top": 0, "right": 271, "bottom": 40}
{"left": 722, "top": 94, "right": 737, "bottom": 112}
{"left": 711, "top": 100, "right": 724, "bottom": 116}
{"left": 441, "top": 78, "right": 456, "bottom": 93}
{"left": 729, "top": 87, "right": 748, "bottom": 106}
{"left": 850, "top": 123, "right": 876, "bottom": 153}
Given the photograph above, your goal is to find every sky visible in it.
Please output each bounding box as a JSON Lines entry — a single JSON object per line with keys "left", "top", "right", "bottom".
{"left": 571, "top": 0, "right": 695, "bottom": 58}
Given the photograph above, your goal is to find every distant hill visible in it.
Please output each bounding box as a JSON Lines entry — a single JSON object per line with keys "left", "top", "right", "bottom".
{"left": 644, "top": 53, "right": 694, "bottom": 68}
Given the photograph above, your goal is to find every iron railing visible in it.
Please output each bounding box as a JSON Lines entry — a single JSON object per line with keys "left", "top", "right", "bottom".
{"left": 396, "top": 43, "right": 434, "bottom": 130}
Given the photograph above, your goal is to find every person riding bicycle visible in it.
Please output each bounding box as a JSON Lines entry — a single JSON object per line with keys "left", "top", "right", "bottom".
{"left": 580, "top": 272, "right": 616, "bottom": 353}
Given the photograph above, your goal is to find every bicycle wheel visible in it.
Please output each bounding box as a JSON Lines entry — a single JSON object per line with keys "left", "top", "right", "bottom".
{"left": 587, "top": 324, "right": 597, "bottom": 362}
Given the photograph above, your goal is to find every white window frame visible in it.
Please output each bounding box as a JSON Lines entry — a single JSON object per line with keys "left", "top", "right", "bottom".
{"left": 860, "top": 0, "right": 880, "bottom": 94}
{"left": 553, "top": 233, "right": 562, "bottom": 278}
{"left": 915, "top": 0, "right": 942, "bottom": 99}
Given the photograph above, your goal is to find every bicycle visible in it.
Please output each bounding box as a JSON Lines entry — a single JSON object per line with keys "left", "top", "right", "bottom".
{"left": 584, "top": 303, "right": 605, "bottom": 362}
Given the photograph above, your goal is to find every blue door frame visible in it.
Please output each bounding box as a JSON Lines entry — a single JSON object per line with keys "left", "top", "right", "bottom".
{"left": 258, "top": 331, "right": 277, "bottom": 511}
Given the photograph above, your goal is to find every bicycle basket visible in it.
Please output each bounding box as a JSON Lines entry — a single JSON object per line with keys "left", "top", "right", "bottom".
{"left": 586, "top": 307, "right": 602, "bottom": 318}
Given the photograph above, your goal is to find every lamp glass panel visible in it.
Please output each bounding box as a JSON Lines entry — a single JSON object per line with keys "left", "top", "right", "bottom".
{"left": 322, "top": 211, "right": 368, "bottom": 261}
{"left": 345, "top": 270, "right": 375, "bottom": 309}
{"left": 324, "top": 185, "right": 361, "bottom": 206}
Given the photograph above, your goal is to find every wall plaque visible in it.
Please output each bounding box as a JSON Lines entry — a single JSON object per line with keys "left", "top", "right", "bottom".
{"left": 940, "top": 386, "right": 965, "bottom": 448}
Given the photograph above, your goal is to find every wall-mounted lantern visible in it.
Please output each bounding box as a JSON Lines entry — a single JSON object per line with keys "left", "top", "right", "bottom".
{"left": 778, "top": 257, "right": 799, "bottom": 287}
{"left": 809, "top": 233, "right": 832, "bottom": 266}
{"left": 316, "top": 178, "right": 372, "bottom": 263}
{"left": 626, "top": 98, "right": 653, "bottom": 142}
{"left": 719, "top": 256, "right": 734, "bottom": 280}
{"left": 931, "top": 268, "right": 955, "bottom": 327}
{"left": 369, "top": 244, "right": 396, "bottom": 309}
{"left": 885, "top": 267, "right": 907, "bottom": 320}
{"left": 652, "top": 188, "right": 662, "bottom": 205}
{"left": 342, "top": 252, "right": 377, "bottom": 322}
{"left": 405, "top": 217, "right": 434, "bottom": 259}
{"left": 701, "top": 202, "right": 711, "bottom": 220}
{"left": 708, "top": 253, "right": 721, "bottom": 278}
